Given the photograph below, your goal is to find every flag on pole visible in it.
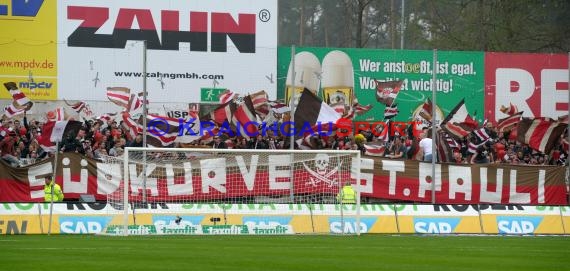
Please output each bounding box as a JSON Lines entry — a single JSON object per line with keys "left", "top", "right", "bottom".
{"left": 440, "top": 99, "right": 476, "bottom": 139}
{"left": 294, "top": 88, "right": 341, "bottom": 138}
{"left": 375, "top": 80, "right": 403, "bottom": 106}
{"left": 384, "top": 104, "right": 398, "bottom": 119}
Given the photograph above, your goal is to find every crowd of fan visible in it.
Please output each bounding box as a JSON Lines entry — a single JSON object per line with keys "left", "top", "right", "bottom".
{"left": 0, "top": 116, "right": 567, "bottom": 167}
{"left": 197, "top": 122, "right": 568, "bottom": 166}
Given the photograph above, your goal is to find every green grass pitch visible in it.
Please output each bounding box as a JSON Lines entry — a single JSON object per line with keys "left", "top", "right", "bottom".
{"left": 1, "top": 234, "right": 569, "bottom": 271}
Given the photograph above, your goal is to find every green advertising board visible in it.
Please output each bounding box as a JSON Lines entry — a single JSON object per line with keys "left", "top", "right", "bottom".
{"left": 277, "top": 47, "right": 484, "bottom": 122}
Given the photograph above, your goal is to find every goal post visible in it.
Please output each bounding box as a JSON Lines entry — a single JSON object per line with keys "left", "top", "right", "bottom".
{"left": 103, "top": 147, "right": 361, "bottom": 236}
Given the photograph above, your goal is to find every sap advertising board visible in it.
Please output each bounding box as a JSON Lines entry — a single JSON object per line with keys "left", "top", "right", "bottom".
{"left": 57, "top": 0, "right": 277, "bottom": 102}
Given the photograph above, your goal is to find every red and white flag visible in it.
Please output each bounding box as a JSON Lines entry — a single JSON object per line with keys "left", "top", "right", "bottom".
{"left": 500, "top": 103, "right": 519, "bottom": 115}
{"left": 419, "top": 98, "right": 433, "bottom": 122}
{"left": 441, "top": 99, "right": 476, "bottom": 139}
{"left": 3, "top": 103, "right": 25, "bottom": 118}
{"left": 250, "top": 90, "right": 270, "bottom": 119}
{"left": 384, "top": 104, "right": 398, "bottom": 119}
{"left": 64, "top": 100, "right": 93, "bottom": 116}
{"left": 218, "top": 89, "right": 237, "bottom": 104}
{"left": 106, "top": 87, "right": 131, "bottom": 108}
{"left": 232, "top": 96, "right": 258, "bottom": 139}
{"left": 47, "top": 107, "right": 66, "bottom": 121}
{"left": 375, "top": 80, "right": 403, "bottom": 106}
{"left": 363, "top": 144, "right": 386, "bottom": 157}
{"left": 497, "top": 112, "right": 523, "bottom": 133}
{"left": 517, "top": 117, "right": 567, "bottom": 154}
{"left": 39, "top": 120, "right": 83, "bottom": 152}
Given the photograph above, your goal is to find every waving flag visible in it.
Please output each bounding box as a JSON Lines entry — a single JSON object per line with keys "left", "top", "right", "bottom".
{"left": 218, "top": 89, "right": 237, "bottom": 104}
{"left": 4, "top": 82, "right": 33, "bottom": 110}
{"left": 500, "top": 103, "right": 519, "bottom": 115}
{"left": 232, "top": 96, "right": 258, "bottom": 139}
{"left": 47, "top": 107, "right": 66, "bottom": 121}
{"left": 294, "top": 88, "right": 341, "bottom": 138}
{"left": 107, "top": 87, "right": 145, "bottom": 112}
{"left": 440, "top": 99, "right": 476, "bottom": 139}
{"left": 517, "top": 117, "right": 567, "bottom": 154}
{"left": 419, "top": 98, "right": 433, "bottom": 123}
{"left": 39, "top": 120, "right": 83, "bottom": 152}
{"left": 64, "top": 100, "right": 93, "bottom": 116}
{"left": 497, "top": 112, "right": 523, "bottom": 133}
{"left": 250, "top": 90, "right": 270, "bottom": 119}
{"left": 3, "top": 103, "right": 25, "bottom": 118}
{"left": 106, "top": 87, "right": 131, "bottom": 108}
{"left": 384, "top": 104, "right": 398, "bottom": 119}
{"left": 375, "top": 80, "right": 403, "bottom": 106}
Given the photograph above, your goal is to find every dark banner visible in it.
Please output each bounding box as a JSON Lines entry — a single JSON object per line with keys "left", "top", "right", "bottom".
{"left": 0, "top": 153, "right": 566, "bottom": 205}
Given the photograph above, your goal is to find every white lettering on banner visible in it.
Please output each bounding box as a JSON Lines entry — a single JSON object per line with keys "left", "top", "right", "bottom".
{"left": 351, "top": 158, "right": 373, "bottom": 194}
{"left": 418, "top": 162, "right": 442, "bottom": 198}
{"left": 268, "top": 155, "right": 291, "bottom": 190}
{"left": 541, "top": 69, "right": 568, "bottom": 118}
{"left": 129, "top": 163, "right": 158, "bottom": 196}
{"left": 62, "top": 158, "right": 88, "bottom": 194}
{"left": 166, "top": 163, "right": 193, "bottom": 196}
{"left": 27, "top": 162, "right": 53, "bottom": 199}
{"left": 60, "top": 221, "right": 102, "bottom": 234}
{"left": 201, "top": 158, "right": 226, "bottom": 193}
{"left": 359, "top": 59, "right": 381, "bottom": 72}
{"left": 330, "top": 222, "right": 368, "bottom": 234}
{"left": 538, "top": 170, "right": 545, "bottom": 203}
{"left": 509, "top": 170, "right": 530, "bottom": 204}
{"left": 498, "top": 220, "right": 535, "bottom": 234}
{"left": 479, "top": 167, "right": 503, "bottom": 203}
{"left": 495, "top": 68, "right": 535, "bottom": 118}
{"left": 415, "top": 222, "right": 453, "bottom": 234}
{"left": 96, "top": 162, "right": 121, "bottom": 194}
{"left": 236, "top": 155, "right": 259, "bottom": 191}
{"left": 448, "top": 165, "right": 472, "bottom": 200}
{"left": 382, "top": 160, "right": 405, "bottom": 196}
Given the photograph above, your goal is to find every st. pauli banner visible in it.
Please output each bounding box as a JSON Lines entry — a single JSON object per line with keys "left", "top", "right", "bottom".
{"left": 277, "top": 47, "right": 485, "bottom": 123}
{"left": 0, "top": 153, "right": 566, "bottom": 205}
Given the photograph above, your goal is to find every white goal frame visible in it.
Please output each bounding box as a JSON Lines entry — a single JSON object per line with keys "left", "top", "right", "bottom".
{"left": 115, "top": 147, "right": 361, "bottom": 236}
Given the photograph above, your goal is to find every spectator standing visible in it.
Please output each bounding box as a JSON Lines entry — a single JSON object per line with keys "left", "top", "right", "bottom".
{"left": 44, "top": 175, "right": 64, "bottom": 202}
{"left": 418, "top": 130, "right": 433, "bottom": 162}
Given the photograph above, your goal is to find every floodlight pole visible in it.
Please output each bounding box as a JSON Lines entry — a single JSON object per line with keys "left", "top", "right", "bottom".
{"left": 48, "top": 141, "right": 59, "bottom": 235}
{"left": 289, "top": 45, "right": 297, "bottom": 202}
{"left": 142, "top": 40, "right": 148, "bottom": 203}
{"left": 431, "top": 49, "right": 437, "bottom": 204}
{"left": 400, "top": 0, "right": 405, "bottom": 49}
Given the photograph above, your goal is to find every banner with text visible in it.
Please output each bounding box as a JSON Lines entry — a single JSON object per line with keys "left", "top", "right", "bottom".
{"left": 277, "top": 47, "right": 484, "bottom": 123}
{"left": 0, "top": 153, "right": 566, "bottom": 205}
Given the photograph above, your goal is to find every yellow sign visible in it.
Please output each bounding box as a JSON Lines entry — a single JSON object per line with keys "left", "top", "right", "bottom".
{"left": 0, "top": 0, "right": 57, "bottom": 100}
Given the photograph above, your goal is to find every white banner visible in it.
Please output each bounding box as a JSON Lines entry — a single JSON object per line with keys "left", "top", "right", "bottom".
{"left": 57, "top": 0, "right": 277, "bottom": 102}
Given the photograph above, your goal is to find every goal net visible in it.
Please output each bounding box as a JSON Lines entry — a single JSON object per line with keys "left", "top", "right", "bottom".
{"left": 102, "top": 147, "right": 361, "bottom": 235}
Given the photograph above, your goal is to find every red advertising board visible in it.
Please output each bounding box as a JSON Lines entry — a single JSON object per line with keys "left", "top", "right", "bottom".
{"left": 484, "top": 52, "right": 569, "bottom": 123}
